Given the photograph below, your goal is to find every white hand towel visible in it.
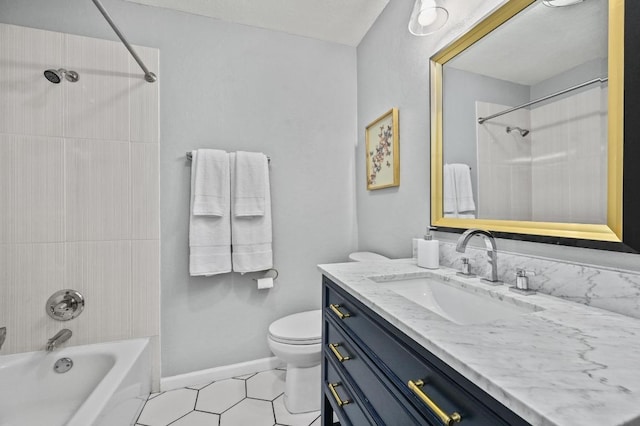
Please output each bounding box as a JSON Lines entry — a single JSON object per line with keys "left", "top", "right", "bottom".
{"left": 234, "top": 151, "right": 266, "bottom": 217}
{"left": 443, "top": 164, "right": 457, "bottom": 214}
{"left": 452, "top": 163, "right": 476, "bottom": 213}
{"left": 192, "top": 149, "right": 229, "bottom": 216}
{"left": 230, "top": 153, "right": 273, "bottom": 273}
{"left": 189, "top": 150, "right": 232, "bottom": 276}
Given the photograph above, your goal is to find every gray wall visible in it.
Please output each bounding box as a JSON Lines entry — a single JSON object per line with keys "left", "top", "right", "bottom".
{"left": 443, "top": 67, "right": 530, "bottom": 202}
{"left": 357, "top": 0, "right": 640, "bottom": 273}
{"left": 356, "top": 0, "right": 505, "bottom": 256}
{"left": 0, "top": 0, "right": 358, "bottom": 376}
{"left": 531, "top": 58, "right": 608, "bottom": 100}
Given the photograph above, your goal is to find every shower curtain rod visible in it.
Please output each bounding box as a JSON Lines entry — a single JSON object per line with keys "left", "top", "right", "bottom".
{"left": 477, "top": 77, "right": 608, "bottom": 124}
{"left": 92, "top": 0, "right": 157, "bottom": 83}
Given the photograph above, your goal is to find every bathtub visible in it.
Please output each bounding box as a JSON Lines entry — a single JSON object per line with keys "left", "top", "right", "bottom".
{"left": 0, "top": 337, "right": 151, "bottom": 426}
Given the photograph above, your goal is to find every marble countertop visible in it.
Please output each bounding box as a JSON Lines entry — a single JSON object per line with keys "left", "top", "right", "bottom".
{"left": 318, "top": 259, "right": 640, "bottom": 426}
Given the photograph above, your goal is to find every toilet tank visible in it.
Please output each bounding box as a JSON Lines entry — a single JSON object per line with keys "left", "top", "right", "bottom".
{"left": 348, "top": 252, "right": 389, "bottom": 262}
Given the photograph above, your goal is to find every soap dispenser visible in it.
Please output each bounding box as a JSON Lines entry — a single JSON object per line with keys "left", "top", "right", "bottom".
{"left": 417, "top": 227, "right": 439, "bottom": 269}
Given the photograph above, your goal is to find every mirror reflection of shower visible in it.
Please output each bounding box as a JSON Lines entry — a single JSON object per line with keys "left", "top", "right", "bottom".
{"left": 506, "top": 126, "right": 529, "bottom": 137}
{"left": 43, "top": 68, "right": 79, "bottom": 84}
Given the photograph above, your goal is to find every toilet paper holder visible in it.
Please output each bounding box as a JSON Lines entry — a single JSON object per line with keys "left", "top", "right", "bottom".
{"left": 252, "top": 268, "right": 279, "bottom": 281}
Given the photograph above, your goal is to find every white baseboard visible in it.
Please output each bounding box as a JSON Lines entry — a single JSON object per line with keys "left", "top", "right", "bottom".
{"left": 160, "top": 356, "right": 284, "bottom": 392}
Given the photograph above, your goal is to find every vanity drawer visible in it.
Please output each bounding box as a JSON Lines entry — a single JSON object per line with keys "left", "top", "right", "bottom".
{"left": 324, "top": 357, "right": 373, "bottom": 426}
{"left": 324, "top": 277, "right": 529, "bottom": 426}
{"left": 325, "top": 318, "right": 426, "bottom": 425}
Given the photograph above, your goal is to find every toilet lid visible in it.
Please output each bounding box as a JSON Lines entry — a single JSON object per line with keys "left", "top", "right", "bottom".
{"left": 268, "top": 310, "right": 322, "bottom": 344}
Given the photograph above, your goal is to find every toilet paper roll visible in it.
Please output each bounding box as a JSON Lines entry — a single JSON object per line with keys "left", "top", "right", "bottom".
{"left": 257, "top": 277, "right": 274, "bottom": 290}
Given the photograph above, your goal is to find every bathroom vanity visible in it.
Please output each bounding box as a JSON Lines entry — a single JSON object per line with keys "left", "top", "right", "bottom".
{"left": 319, "top": 260, "right": 640, "bottom": 426}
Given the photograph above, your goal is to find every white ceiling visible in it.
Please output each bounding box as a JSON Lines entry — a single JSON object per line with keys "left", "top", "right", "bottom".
{"left": 123, "top": 0, "right": 389, "bottom": 46}
{"left": 447, "top": 0, "right": 608, "bottom": 85}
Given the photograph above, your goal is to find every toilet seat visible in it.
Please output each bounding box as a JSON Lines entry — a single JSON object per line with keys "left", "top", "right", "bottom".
{"left": 268, "top": 310, "right": 321, "bottom": 345}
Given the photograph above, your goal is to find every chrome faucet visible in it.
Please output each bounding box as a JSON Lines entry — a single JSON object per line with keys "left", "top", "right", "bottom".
{"left": 456, "top": 229, "right": 501, "bottom": 284}
{"left": 46, "top": 329, "right": 72, "bottom": 352}
{"left": 0, "top": 327, "right": 6, "bottom": 350}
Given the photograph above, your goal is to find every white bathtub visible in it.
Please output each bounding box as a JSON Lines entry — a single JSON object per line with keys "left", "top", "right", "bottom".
{"left": 0, "top": 337, "right": 151, "bottom": 426}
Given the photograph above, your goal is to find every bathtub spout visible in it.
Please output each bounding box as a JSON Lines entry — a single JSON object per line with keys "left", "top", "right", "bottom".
{"left": 47, "top": 329, "right": 72, "bottom": 352}
{"left": 0, "top": 327, "right": 5, "bottom": 350}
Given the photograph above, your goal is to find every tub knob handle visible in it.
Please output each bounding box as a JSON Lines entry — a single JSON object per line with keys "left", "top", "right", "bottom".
{"left": 46, "top": 290, "right": 85, "bottom": 321}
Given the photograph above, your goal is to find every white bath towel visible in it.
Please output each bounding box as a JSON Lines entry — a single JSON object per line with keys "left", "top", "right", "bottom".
{"left": 234, "top": 151, "right": 266, "bottom": 217}
{"left": 192, "top": 149, "right": 229, "bottom": 216}
{"left": 189, "top": 150, "right": 232, "bottom": 276}
{"left": 443, "top": 163, "right": 476, "bottom": 218}
{"left": 230, "top": 152, "right": 273, "bottom": 273}
{"left": 443, "top": 164, "right": 457, "bottom": 214}
{"left": 452, "top": 163, "right": 476, "bottom": 213}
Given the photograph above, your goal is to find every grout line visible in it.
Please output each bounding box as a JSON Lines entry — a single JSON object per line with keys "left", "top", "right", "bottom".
{"left": 194, "top": 408, "right": 221, "bottom": 415}
{"left": 270, "top": 396, "right": 278, "bottom": 426}
{"left": 195, "top": 379, "right": 217, "bottom": 391}
{"left": 133, "top": 396, "right": 151, "bottom": 425}
{"left": 270, "top": 392, "right": 285, "bottom": 402}
{"left": 167, "top": 411, "right": 192, "bottom": 425}
{"left": 220, "top": 397, "right": 245, "bottom": 415}
{"left": 247, "top": 396, "right": 280, "bottom": 403}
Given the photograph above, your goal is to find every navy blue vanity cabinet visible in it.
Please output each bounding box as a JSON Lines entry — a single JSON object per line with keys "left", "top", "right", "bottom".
{"left": 321, "top": 276, "right": 531, "bottom": 426}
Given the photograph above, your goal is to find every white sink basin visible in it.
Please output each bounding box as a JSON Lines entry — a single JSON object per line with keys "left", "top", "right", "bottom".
{"left": 372, "top": 276, "right": 542, "bottom": 325}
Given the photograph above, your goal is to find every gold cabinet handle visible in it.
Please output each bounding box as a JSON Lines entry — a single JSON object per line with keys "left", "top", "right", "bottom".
{"left": 328, "top": 382, "right": 350, "bottom": 407}
{"left": 328, "top": 343, "right": 351, "bottom": 362}
{"left": 408, "top": 379, "right": 461, "bottom": 426}
{"left": 330, "top": 304, "right": 351, "bottom": 319}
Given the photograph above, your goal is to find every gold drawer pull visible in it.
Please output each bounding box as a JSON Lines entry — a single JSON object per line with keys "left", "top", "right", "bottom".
{"left": 408, "top": 379, "right": 461, "bottom": 426}
{"left": 328, "top": 382, "right": 350, "bottom": 407}
{"left": 328, "top": 343, "right": 351, "bottom": 362}
{"left": 330, "top": 304, "right": 351, "bottom": 319}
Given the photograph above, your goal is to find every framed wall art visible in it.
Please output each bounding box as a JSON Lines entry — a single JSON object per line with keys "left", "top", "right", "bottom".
{"left": 365, "top": 107, "right": 399, "bottom": 190}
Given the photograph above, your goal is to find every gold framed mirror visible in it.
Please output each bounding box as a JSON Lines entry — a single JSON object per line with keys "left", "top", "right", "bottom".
{"left": 430, "top": 0, "right": 623, "bottom": 242}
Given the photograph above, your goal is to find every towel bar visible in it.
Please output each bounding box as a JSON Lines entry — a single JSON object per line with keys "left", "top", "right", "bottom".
{"left": 186, "top": 151, "right": 271, "bottom": 163}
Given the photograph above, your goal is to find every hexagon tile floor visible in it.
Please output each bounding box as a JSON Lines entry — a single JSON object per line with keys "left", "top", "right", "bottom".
{"left": 135, "top": 369, "right": 321, "bottom": 426}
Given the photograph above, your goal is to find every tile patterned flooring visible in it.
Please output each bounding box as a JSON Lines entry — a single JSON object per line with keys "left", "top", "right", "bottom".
{"left": 135, "top": 369, "right": 321, "bottom": 426}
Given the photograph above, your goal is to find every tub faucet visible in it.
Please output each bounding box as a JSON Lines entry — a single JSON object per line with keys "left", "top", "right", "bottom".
{"left": 0, "top": 327, "right": 6, "bottom": 350}
{"left": 46, "top": 329, "right": 72, "bottom": 352}
{"left": 456, "top": 229, "right": 501, "bottom": 284}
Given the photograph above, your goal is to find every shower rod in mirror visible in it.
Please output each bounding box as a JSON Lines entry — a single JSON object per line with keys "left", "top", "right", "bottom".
{"left": 477, "top": 77, "right": 608, "bottom": 124}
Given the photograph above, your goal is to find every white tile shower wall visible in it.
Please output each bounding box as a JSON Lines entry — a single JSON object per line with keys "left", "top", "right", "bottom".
{"left": 0, "top": 24, "right": 160, "bottom": 363}
{"left": 530, "top": 86, "right": 607, "bottom": 224}
{"left": 440, "top": 241, "right": 640, "bottom": 319}
{"left": 476, "top": 101, "right": 532, "bottom": 221}
{"left": 0, "top": 24, "right": 64, "bottom": 137}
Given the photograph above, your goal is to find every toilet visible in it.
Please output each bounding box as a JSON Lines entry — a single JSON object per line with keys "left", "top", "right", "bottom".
{"left": 268, "top": 310, "right": 322, "bottom": 413}
{"left": 267, "top": 251, "right": 388, "bottom": 414}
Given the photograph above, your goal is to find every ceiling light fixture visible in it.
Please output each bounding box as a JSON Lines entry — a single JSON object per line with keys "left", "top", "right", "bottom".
{"left": 542, "top": 0, "right": 584, "bottom": 7}
{"left": 408, "top": 0, "right": 449, "bottom": 36}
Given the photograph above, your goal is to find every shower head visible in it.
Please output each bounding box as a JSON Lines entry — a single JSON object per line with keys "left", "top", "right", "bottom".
{"left": 44, "top": 68, "right": 79, "bottom": 84}
{"left": 506, "top": 126, "right": 530, "bottom": 137}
